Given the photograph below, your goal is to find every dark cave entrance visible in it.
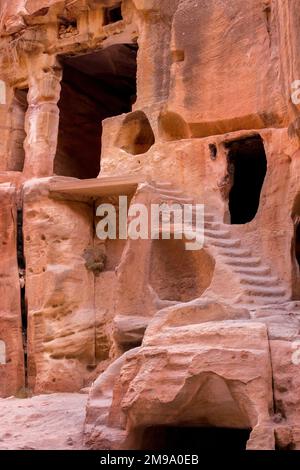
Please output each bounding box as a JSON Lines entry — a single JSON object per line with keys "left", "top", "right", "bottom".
{"left": 291, "top": 194, "right": 300, "bottom": 299}
{"left": 292, "top": 214, "right": 300, "bottom": 299}
{"left": 104, "top": 3, "right": 123, "bottom": 25}
{"left": 55, "top": 43, "right": 138, "bottom": 179}
{"left": 138, "top": 426, "right": 251, "bottom": 451}
{"left": 16, "top": 207, "right": 27, "bottom": 388}
{"left": 226, "top": 135, "right": 267, "bottom": 224}
{"left": 295, "top": 223, "right": 300, "bottom": 270}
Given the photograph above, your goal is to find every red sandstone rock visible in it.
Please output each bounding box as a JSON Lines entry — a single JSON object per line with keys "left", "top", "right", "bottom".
{"left": 0, "top": 0, "right": 299, "bottom": 452}
{"left": 0, "top": 393, "right": 87, "bottom": 450}
{"left": 0, "top": 183, "right": 24, "bottom": 397}
{"left": 85, "top": 315, "right": 274, "bottom": 450}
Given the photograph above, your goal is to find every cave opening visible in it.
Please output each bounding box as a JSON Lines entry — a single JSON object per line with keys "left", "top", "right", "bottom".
{"left": 291, "top": 194, "right": 300, "bottom": 299}
{"left": 149, "top": 239, "right": 215, "bottom": 302}
{"left": 115, "top": 110, "right": 155, "bottom": 155}
{"left": 295, "top": 223, "right": 300, "bottom": 270}
{"left": 139, "top": 426, "right": 251, "bottom": 451}
{"left": 104, "top": 3, "right": 123, "bottom": 25}
{"left": 55, "top": 43, "right": 138, "bottom": 179}
{"left": 16, "top": 207, "right": 27, "bottom": 388}
{"left": 226, "top": 135, "right": 267, "bottom": 224}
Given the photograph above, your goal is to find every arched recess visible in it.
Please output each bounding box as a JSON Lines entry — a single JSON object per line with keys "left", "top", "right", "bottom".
{"left": 149, "top": 239, "right": 215, "bottom": 302}
{"left": 138, "top": 426, "right": 250, "bottom": 451}
{"left": 158, "top": 110, "right": 190, "bottom": 141}
{"left": 158, "top": 111, "right": 190, "bottom": 142}
{"left": 115, "top": 111, "right": 155, "bottom": 155}
{"left": 126, "top": 373, "right": 254, "bottom": 451}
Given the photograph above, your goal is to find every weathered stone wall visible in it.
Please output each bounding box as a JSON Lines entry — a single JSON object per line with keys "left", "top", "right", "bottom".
{"left": 23, "top": 180, "right": 96, "bottom": 393}
{"left": 0, "top": 183, "right": 24, "bottom": 397}
{"left": 1, "top": 0, "right": 300, "bottom": 450}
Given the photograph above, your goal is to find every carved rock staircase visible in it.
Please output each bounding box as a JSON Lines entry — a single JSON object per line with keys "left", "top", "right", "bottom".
{"left": 151, "top": 181, "right": 289, "bottom": 308}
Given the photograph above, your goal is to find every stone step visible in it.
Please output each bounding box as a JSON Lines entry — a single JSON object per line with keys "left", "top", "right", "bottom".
{"left": 184, "top": 206, "right": 211, "bottom": 216}
{"left": 156, "top": 194, "right": 195, "bottom": 204}
{"left": 219, "top": 248, "right": 252, "bottom": 258}
{"left": 204, "top": 229, "right": 230, "bottom": 239}
{"left": 238, "top": 301, "right": 282, "bottom": 309}
{"left": 233, "top": 265, "right": 271, "bottom": 276}
{"left": 164, "top": 210, "right": 214, "bottom": 223}
{"left": 244, "top": 285, "right": 287, "bottom": 297}
{"left": 225, "top": 257, "right": 262, "bottom": 267}
{"left": 239, "top": 274, "right": 280, "bottom": 287}
{"left": 206, "top": 238, "right": 241, "bottom": 248}
{"left": 204, "top": 221, "right": 221, "bottom": 230}
{"left": 240, "top": 297, "right": 288, "bottom": 307}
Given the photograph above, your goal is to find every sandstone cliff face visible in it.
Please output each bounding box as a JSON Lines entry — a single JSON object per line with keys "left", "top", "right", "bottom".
{"left": 0, "top": 183, "right": 24, "bottom": 397}
{"left": 0, "top": 0, "right": 300, "bottom": 451}
{"left": 23, "top": 180, "right": 95, "bottom": 393}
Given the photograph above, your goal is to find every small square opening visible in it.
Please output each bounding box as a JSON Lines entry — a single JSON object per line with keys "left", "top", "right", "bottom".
{"left": 103, "top": 4, "right": 123, "bottom": 25}
{"left": 58, "top": 15, "right": 78, "bottom": 39}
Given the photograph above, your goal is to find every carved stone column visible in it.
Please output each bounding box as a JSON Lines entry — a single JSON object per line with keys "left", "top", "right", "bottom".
{"left": 7, "top": 89, "right": 28, "bottom": 171}
{"left": 23, "top": 64, "right": 62, "bottom": 177}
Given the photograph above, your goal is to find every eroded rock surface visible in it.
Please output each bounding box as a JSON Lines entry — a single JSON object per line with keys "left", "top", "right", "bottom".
{"left": 0, "top": 0, "right": 300, "bottom": 452}
{"left": 0, "top": 393, "right": 87, "bottom": 450}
